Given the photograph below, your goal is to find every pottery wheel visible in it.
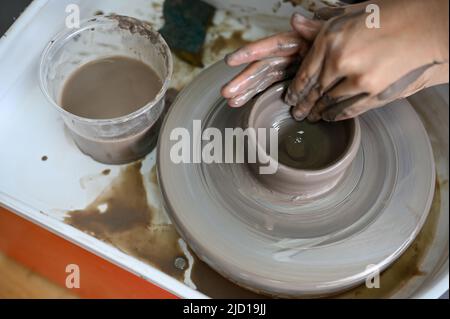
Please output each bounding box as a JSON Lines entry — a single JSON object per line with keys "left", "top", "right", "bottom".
{"left": 158, "top": 61, "right": 435, "bottom": 297}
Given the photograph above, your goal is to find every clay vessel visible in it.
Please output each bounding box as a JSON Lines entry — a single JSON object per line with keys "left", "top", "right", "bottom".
{"left": 247, "top": 82, "right": 361, "bottom": 198}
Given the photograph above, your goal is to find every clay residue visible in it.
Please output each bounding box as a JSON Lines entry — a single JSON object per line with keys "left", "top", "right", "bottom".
{"left": 65, "top": 162, "right": 186, "bottom": 280}
{"left": 150, "top": 165, "right": 158, "bottom": 185}
{"left": 334, "top": 180, "right": 441, "bottom": 298}
{"left": 109, "top": 15, "right": 159, "bottom": 44}
{"left": 151, "top": 2, "right": 162, "bottom": 10}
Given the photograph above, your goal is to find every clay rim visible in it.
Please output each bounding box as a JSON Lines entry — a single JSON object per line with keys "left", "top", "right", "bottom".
{"left": 247, "top": 82, "right": 361, "bottom": 177}
{"left": 38, "top": 15, "right": 173, "bottom": 124}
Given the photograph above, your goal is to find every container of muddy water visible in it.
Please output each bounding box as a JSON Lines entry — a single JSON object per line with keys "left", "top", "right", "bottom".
{"left": 39, "top": 15, "right": 172, "bottom": 164}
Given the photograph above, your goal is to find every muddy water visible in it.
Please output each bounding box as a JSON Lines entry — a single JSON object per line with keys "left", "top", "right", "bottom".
{"left": 60, "top": 56, "right": 164, "bottom": 164}
{"left": 61, "top": 56, "right": 162, "bottom": 119}
{"left": 65, "top": 161, "right": 441, "bottom": 298}
{"left": 278, "top": 120, "right": 351, "bottom": 170}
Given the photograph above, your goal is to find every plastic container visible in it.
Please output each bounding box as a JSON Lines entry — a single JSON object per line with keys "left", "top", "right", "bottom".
{"left": 39, "top": 15, "right": 172, "bottom": 164}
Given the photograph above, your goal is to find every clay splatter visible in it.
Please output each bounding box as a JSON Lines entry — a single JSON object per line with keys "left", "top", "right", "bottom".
{"left": 65, "top": 162, "right": 185, "bottom": 280}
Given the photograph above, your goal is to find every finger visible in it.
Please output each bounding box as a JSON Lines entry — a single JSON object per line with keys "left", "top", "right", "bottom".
{"left": 221, "top": 56, "right": 296, "bottom": 98}
{"left": 321, "top": 92, "right": 370, "bottom": 121}
{"left": 286, "top": 34, "right": 328, "bottom": 120}
{"left": 227, "top": 70, "right": 288, "bottom": 107}
{"left": 291, "top": 13, "right": 323, "bottom": 41}
{"left": 291, "top": 47, "right": 350, "bottom": 121}
{"left": 324, "top": 96, "right": 385, "bottom": 121}
{"left": 225, "top": 32, "right": 306, "bottom": 66}
{"left": 308, "top": 76, "right": 361, "bottom": 121}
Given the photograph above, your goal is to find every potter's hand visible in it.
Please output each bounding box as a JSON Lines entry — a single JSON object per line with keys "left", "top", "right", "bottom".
{"left": 221, "top": 15, "right": 322, "bottom": 107}
{"left": 222, "top": 0, "right": 449, "bottom": 121}
{"left": 287, "top": 0, "right": 449, "bottom": 121}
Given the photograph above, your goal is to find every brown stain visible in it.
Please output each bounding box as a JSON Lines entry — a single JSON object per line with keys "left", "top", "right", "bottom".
{"left": 102, "top": 169, "right": 111, "bottom": 176}
{"left": 210, "top": 31, "right": 250, "bottom": 56}
{"left": 151, "top": 2, "right": 162, "bottom": 10}
{"left": 150, "top": 165, "right": 158, "bottom": 185}
{"left": 65, "top": 162, "right": 186, "bottom": 281}
{"left": 334, "top": 180, "right": 441, "bottom": 298}
{"left": 41, "top": 156, "right": 48, "bottom": 161}
{"left": 66, "top": 160, "right": 266, "bottom": 297}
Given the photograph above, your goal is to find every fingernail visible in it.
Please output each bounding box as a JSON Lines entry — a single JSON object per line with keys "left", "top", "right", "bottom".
{"left": 292, "top": 108, "right": 306, "bottom": 121}
{"left": 225, "top": 83, "right": 239, "bottom": 95}
{"left": 293, "top": 12, "right": 307, "bottom": 23}
{"left": 225, "top": 49, "right": 240, "bottom": 65}
{"left": 228, "top": 99, "right": 240, "bottom": 108}
{"left": 224, "top": 53, "right": 233, "bottom": 65}
{"left": 229, "top": 95, "right": 249, "bottom": 108}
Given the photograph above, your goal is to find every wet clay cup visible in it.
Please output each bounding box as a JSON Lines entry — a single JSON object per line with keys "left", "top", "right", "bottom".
{"left": 247, "top": 82, "right": 361, "bottom": 199}
{"left": 39, "top": 15, "right": 172, "bottom": 165}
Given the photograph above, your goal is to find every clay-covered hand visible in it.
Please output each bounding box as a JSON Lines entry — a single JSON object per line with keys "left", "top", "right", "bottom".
{"left": 286, "top": 0, "right": 449, "bottom": 121}
{"left": 221, "top": 15, "right": 322, "bottom": 107}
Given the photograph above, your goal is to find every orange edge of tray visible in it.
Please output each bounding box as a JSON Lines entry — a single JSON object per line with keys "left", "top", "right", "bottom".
{"left": 0, "top": 207, "right": 178, "bottom": 299}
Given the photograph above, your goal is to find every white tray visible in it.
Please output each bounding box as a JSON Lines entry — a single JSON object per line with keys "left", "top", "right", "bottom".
{"left": 0, "top": 0, "right": 448, "bottom": 298}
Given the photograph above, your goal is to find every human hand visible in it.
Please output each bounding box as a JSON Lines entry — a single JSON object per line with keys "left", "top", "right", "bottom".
{"left": 222, "top": 0, "right": 449, "bottom": 121}
{"left": 286, "top": 0, "right": 449, "bottom": 122}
